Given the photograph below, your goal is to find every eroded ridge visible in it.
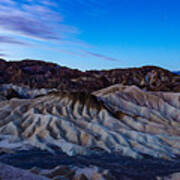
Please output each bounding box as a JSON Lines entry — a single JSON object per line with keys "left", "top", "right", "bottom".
{"left": 0, "top": 84, "right": 180, "bottom": 159}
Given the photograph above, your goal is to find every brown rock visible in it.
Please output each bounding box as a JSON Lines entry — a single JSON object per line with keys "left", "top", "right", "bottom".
{"left": 0, "top": 59, "right": 180, "bottom": 93}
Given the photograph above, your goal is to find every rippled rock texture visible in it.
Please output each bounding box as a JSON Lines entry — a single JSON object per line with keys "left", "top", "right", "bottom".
{"left": 0, "top": 84, "right": 180, "bottom": 160}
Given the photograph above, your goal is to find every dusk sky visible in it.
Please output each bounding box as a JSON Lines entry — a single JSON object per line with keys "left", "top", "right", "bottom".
{"left": 0, "top": 0, "right": 180, "bottom": 70}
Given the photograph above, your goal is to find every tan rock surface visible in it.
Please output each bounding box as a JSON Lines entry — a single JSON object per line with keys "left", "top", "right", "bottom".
{"left": 0, "top": 84, "right": 180, "bottom": 159}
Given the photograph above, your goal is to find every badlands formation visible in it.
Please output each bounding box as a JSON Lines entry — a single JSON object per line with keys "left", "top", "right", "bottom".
{"left": 1, "top": 84, "right": 180, "bottom": 159}
{"left": 1, "top": 60, "right": 180, "bottom": 179}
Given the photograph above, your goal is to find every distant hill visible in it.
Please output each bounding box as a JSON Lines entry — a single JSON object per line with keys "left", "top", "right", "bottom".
{"left": 173, "top": 71, "right": 180, "bottom": 75}
{"left": 1, "top": 59, "right": 180, "bottom": 92}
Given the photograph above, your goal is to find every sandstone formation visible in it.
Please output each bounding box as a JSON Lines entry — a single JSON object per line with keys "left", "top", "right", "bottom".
{"left": 0, "top": 84, "right": 180, "bottom": 159}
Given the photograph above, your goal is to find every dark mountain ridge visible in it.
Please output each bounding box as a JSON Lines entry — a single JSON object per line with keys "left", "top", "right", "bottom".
{"left": 1, "top": 59, "right": 180, "bottom": 92}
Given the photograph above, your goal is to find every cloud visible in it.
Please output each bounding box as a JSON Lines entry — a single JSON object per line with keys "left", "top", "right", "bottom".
{"left": 0, "top": 15, "right": 59, "bottom": 40}
{"left": 0, "top": 36, "right": 30, "bottom": 46}
{"left": 0, "top": 0, "right": 16, "bottom": 5}
{"left": 50, "top": 47, "right": 118, "bottom": 61}
{"left": 0, "top": 1, "right": 62, "bottom": 40}
{"left": 39, "top": 0, "right": 57, "bottom": 7}
{"left": 84, "top": 51, "right": 118, "bottom": 61}
{"left": 0, "top": 52, "right": 7, "bottom": 57}
{"left": 0, "top": 0, "right": 78, "bottom": 41}
{"left": 0, "top": 0, "right": 118, "bottom": 64}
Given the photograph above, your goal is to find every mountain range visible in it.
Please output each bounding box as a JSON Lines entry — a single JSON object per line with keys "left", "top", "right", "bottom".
{"left": 1, "top": 59, "right": 180, "bottom": 93}
{"left": 1, "top": 59, "right": 180, "bottom": 179}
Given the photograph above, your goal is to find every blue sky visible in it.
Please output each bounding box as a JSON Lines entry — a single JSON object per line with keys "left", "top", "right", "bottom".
{"left": 0, "top": 0, "right": 180, "bottom": 70}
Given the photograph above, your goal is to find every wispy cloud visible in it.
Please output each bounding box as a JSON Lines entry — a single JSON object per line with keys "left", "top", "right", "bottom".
{"left": 0, "top": 36, "right": 30, "bottom": 45}
{"left": 1, "top": 0, "right": 16, "bottom": 5}
{"left": 0, "top": 15, "right": 59, "bottom": 40}
{"left": 46, "top": 47, "right": 118, "bottom": 61}
{"left": 84, "top": 51, "right": 118, "bottom": 61}
{"left": 0, "top": 0, "right": 118, "bottom": 64}
{"left": 0, "top": 0, "right": 63, "bottom": 40}
{"left": 0, "top": 52, "right": 7, "bottom": 57}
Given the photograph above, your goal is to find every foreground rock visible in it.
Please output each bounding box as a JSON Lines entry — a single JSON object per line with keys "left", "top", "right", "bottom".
{"left": 1, "top": 84, "right": 180, "bottom": 179}
{"left": 0, "top": 162, "right": 116, "bottom": 180}
{"left": 0, "top": 162, "right": 49, "bottom": 180}
{"left": 1, "top": 153, "right": 180, "bottom": 180}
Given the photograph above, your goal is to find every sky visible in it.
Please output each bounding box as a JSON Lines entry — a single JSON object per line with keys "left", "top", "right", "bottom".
{"left": 0, "top": 0, "right": 180, "bottom": 71}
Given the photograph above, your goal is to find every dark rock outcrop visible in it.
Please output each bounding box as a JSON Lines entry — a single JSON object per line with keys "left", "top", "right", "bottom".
{"left": 0, "top": 59, "right": 180, "bottom": 92}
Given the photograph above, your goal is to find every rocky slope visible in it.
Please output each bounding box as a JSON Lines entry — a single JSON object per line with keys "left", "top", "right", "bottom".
{"left": 0, "top": 84, "right": 180, "bottom": 160}
{"left": 1, "top": 59, "right": 180, "bottom": 92}
{"left": 1, "top": 59, "right": 180, "bottom": 179}
{"left": 1, "top": 84, "right": 180, "bottom": 179}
